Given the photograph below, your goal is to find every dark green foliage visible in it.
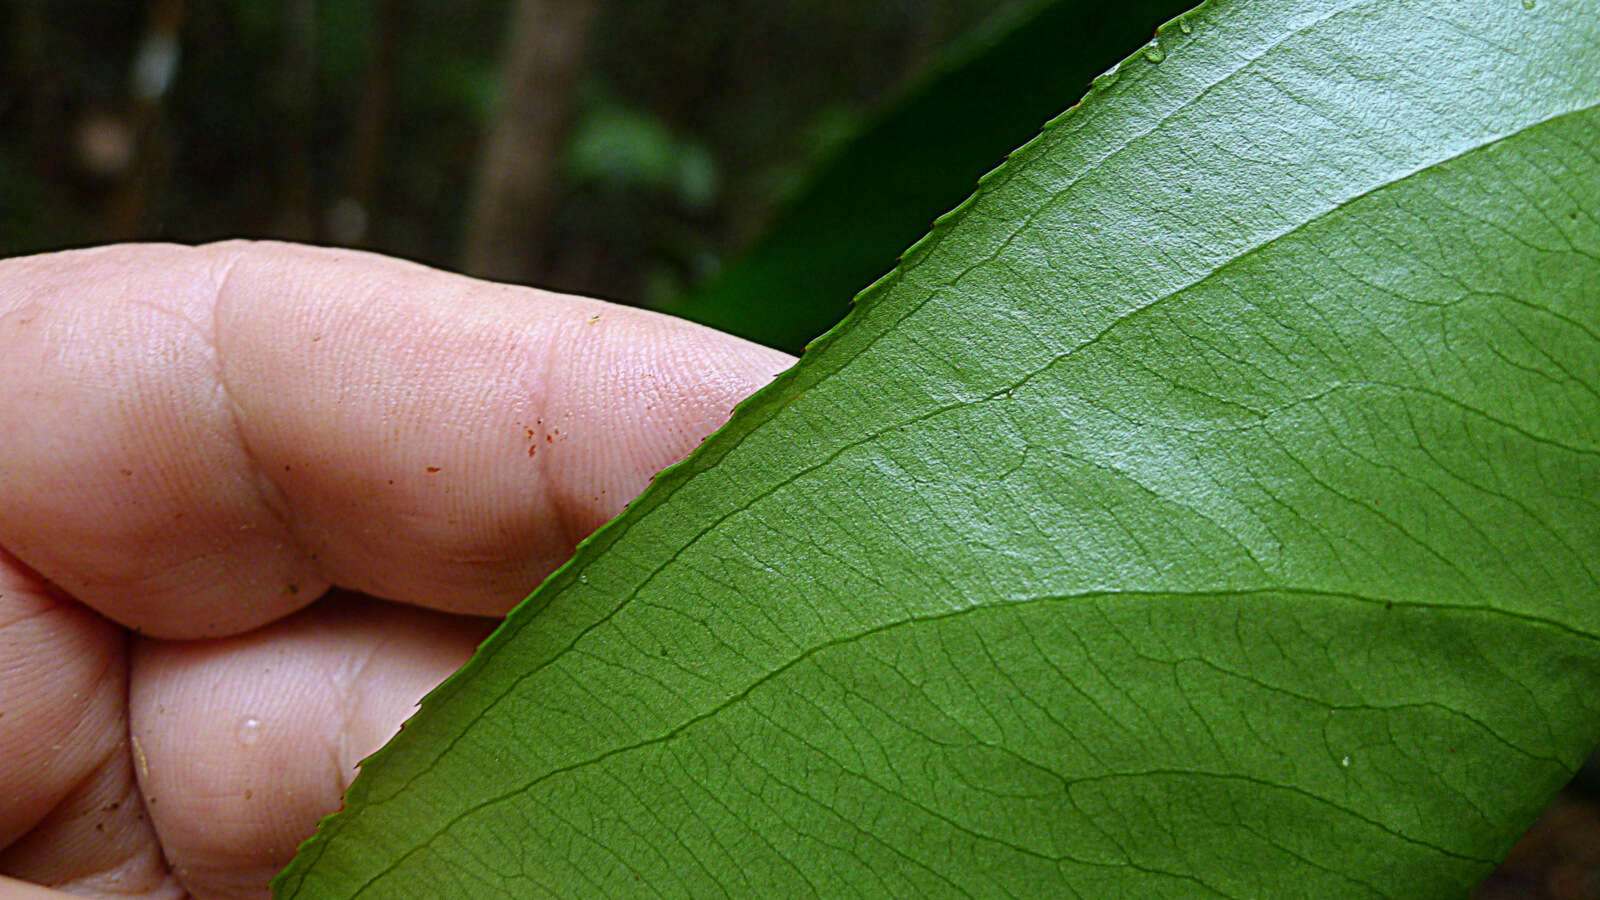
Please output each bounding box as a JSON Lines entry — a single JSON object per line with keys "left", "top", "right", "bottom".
{"left": 666, "top": 0, "right": 1198, "bottom": 352}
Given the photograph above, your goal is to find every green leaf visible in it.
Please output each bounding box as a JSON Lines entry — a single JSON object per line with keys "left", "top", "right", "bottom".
{"left": 277, "top": 0, "right": 1600, "bottom": 896}
{"left": 664, "top": 0, "right": 1200, "bottom": 353}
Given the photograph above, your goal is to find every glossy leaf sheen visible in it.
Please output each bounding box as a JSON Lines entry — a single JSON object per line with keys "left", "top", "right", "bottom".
{"left": 278, "top": 0, "right": 1600, "bottom": 896}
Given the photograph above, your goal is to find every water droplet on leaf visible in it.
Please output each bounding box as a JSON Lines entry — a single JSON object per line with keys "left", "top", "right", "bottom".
{"left": 1179, "top": 17, "right": 1192, "bottom": 34}
{"left": 1144, "top": 41, "right": 1166, "bottom": 63}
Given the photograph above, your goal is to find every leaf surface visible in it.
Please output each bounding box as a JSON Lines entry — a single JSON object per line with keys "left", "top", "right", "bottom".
{"left": 278, "top": 0, "right": 1600, "bottom": 896}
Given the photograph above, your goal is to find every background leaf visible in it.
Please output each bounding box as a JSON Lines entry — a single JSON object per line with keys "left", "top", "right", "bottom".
{"left": 663, "top": 0, "right": 1199, "bottom": 352}
{"left": 277, "top": 0, "right": 1600, "bottom": 896}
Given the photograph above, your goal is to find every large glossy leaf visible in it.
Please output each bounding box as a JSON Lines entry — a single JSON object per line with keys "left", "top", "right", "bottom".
{"left": 277, "top": 0, "right": 1600, "bottom": 896}
{"left": 664, "top": 0, "right": 1198, "bottom": 353}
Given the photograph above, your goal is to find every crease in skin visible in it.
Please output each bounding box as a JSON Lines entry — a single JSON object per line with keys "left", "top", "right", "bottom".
{"left": 181, "top": 245, "right": 327, "bottom": 635}
{"left": 329, "top": 638, "right": 386, "bottom": 784}
{"left": 205, "top": 247, "right": 331, "bottom": 610}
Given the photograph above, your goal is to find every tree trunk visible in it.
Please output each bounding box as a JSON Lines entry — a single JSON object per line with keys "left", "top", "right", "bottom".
{"left": 328, "top": 0, "right": 400, "bottom": 246}
{"left": 107, "top": 0, "right": 185, "bottom": 240}
{"left": 460, "top": 0, "right": 598, "bottom": 285}
{"left": 270, "top": 0, "right": 318, "bottom": 240}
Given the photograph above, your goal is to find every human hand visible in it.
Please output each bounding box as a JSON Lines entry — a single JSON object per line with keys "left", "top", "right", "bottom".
{"left": 0, "top": 242, "right": 793, "bottom": 899}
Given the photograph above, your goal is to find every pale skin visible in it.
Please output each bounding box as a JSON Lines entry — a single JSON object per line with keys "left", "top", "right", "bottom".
{"left": 0, "top": 241, "right": 795, "bottom": 899}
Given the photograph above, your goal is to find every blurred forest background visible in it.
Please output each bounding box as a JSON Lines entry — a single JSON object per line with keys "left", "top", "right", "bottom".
{"left": 4, "top": 2, "right": 1600, "bottom": 896}
{"left": 0, "top": 0, "right": 1021, "bottom": 309}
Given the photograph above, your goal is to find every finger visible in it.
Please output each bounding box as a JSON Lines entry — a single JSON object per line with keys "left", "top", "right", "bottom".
{"left": 128, "top": 592, "right": 489, "bottom": 898}
{"left": 0, "top": 549, "right": 176, "bottom": 897}
{"left": 0, "top": 242, "right": 794, "bottom": 637}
